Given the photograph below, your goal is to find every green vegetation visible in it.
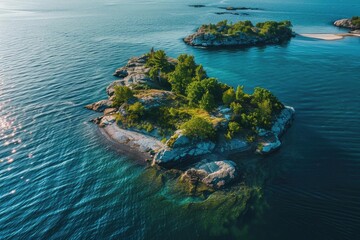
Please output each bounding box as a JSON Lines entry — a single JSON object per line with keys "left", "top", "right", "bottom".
{"left": 351, "top": 16, "right": 360, "bottom": 28}
{"left": 114, "top": 49, "right": 284, "bottom": 141}
{"left": 181, "top": 117, "right": 215, "bottom": 140}
{"left": 200, "top": 20, "right": 293, "bottom": 40}
{"left": 145, "top": 49, "right": 175, "bottom": 88}
{"left": 113, "top": 85, "right": 134, "bottom": 107}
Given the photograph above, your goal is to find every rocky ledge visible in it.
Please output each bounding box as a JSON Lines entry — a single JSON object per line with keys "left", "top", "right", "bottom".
{"left": 86, "top": 53, "right": 295, "bottom": 190}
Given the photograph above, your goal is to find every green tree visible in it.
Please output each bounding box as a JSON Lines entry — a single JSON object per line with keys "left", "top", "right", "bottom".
{"left": 168, "top": 54, "right": 197, "bottom": 94}
{"left": 235, "top": 85, "right": 245, "bottom": 101}
{"left": 230, "top": 102, "right": 242, "bottom": 115}
{"left": 199, "top": 91, "right": 216, "bottom": 111}
{"left": 193, "top": 64, "right": 207, "bottom": 82}
{"left": 180, "top": 117, "right": 215, "bottom": 140}
{"left": 128, "top": 102, "right": 145, "bottom": 116}
{"left": 226, "top": 121, "right": 241, "bottom": 139}
{"left": 200, "top": 78, "right": 223, "bottom": 102}
{"left": 113, "top": 85, "right": 134, "bottom": 107}
{"left": 222, "top": 88, "right": 236, "bottom": 106}
{"left": 186, "top": 81, "right": 205, "bottom": 105}
{"left": 146, "top": 50, "right": 174, "bottom": 86}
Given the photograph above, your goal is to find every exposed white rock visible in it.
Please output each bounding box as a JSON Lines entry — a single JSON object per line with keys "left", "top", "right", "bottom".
{"left": 334, "top": 18, "right": 359, "bottom": 30}
{"left": 153, "top": 139, "right": 215, "bottom": 165}
{"left": 257, "top": 106, "right": 295, "bottom": 154}
{"left": 99, "top": 115, "right": 116, "bottom": 127}
{"left": 102, "top": 123, "right": 165, "bottom": 155}
{"left": 182, "top": 160, "right": 238, "bottom": 189}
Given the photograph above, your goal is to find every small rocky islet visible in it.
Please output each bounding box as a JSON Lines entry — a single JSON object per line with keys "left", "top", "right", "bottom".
{"left": 184, "top": 20, "right": 295, "bottom": 48}
{"left": 86, "top": 49, "right": 295, "bottom": 193}
{"left": 334, "top": 16, "right": 360, "bottom": 34}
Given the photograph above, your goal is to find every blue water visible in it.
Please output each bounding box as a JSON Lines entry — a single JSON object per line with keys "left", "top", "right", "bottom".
{"left": 1, "top": 0, "right": 360, "bottom": 239}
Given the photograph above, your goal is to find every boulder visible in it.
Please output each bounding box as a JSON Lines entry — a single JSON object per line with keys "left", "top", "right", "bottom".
{"left": 182, "top": 160, "right": 238, "bottom": 189}
{"left": 85, "top": 100, "right": 113, "bottom": 112}
{"left": 113, "top": 67, "right": 128, "bottom": 77}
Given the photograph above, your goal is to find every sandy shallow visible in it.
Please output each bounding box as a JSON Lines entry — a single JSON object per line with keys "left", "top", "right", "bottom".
{"left": 299, "top": 33, "right": 360, "bottom": 40}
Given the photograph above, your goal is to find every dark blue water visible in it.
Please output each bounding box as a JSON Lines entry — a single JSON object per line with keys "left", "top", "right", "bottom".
{"left": 1, "top": 0, "right": 360, "bottom": 239}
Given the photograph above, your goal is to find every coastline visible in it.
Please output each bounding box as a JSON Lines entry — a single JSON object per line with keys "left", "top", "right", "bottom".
{"left": 93, "top": 105, "right": 295, "bottom": 164}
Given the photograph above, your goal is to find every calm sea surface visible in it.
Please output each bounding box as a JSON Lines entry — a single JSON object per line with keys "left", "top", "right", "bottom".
{"left": 1, "top": 0, "right": 360, "bottom": 239}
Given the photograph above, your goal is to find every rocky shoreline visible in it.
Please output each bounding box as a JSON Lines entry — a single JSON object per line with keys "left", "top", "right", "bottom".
{"left": 86, "top": 53, "right": 295, "bottom": 191}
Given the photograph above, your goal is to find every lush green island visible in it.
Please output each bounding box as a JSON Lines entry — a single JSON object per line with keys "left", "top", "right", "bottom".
{"left": 86, "top": 49, "right": 294, "bottom": 191}
{"left": 184, "top": 20, "right": 295, "bottom": 47}
{"left": 334, "top": 16, "right": 360, "bottom": 33}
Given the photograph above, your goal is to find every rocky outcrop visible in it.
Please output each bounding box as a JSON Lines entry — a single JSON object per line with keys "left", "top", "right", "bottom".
{"left": 182, "top": 160, "right": 238, "bottom": 189}
{"left": 334, "top": 18, "right": 360, "bottom": 30}
{"left": 184, "top": 28, "right": 294, "bottom": 48}
{"left": 218, "top": 6, "right": 261, "bottom": 11}
{"left": 188, "top": 4, "right": 206, "bottom": 8}
{"left": 153, "top": 132, "right": 216, "bottom": 165}
{"left": 108, "top": 55, "right": 152, "bottom": 96}
{"left": 257, "top": 106, "right": 295, "bottom": 154}
{"left": 135, "top": 90, "right": 176, "bottom": 110}
{"left": 216, "top": 138, "right": 250, "bottom": 154}
{"left": 85, "top": 100, "right": 113, "bottom": 112}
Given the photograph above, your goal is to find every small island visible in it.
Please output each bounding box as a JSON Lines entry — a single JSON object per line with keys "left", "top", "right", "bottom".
{"left": 334, "top": 16, "right": 360, "bottom": 33}
{"left": 184, "top": 20, "right": 294, "bottom": 47}
{"left": 86, "top": 49, "right": 294, "bottom": 191}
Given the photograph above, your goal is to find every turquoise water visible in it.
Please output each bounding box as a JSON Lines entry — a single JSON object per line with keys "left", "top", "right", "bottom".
{"left": 1, "top": 0, "right": 360, "bottom": 239}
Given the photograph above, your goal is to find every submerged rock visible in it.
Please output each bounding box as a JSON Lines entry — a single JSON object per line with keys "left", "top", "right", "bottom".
{"left": 182, "top": 160, "right": 238, "bottom": 189}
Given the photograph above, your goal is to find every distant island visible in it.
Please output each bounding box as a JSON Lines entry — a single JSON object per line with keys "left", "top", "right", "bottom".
{"left": 334, "top": 16, "right": 360, "bottom": 33}
{"left": 86, "top": 49, "right": 294, "bottom": 191}
{"left": 299, "top": 16, "right": 360, "bottom": 41}
{"left": 184, "top": 20, "right": 294, "bottom": 47}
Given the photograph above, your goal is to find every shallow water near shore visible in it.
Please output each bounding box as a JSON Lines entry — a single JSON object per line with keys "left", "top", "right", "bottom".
{"left": 1, "top": 0, "right": 360, "bottom": 239}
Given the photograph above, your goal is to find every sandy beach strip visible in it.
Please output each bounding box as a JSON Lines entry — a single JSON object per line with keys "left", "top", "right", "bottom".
{"left": 298, "top": 33, "right": 360, "bottom": 40}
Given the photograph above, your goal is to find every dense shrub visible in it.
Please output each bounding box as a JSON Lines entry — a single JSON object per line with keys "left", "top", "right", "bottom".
{"left": 351, "top": 16, "right": 360, "bottom": 28}
{"left": 181, "top": 117, "right": 215, "bottom": 140}
{"left": 222, "top": 88, "right": 236, "bottom": 106}
{"left": 226, "top": 121, "right": 241, "bottom": 139}
{"left": 199, "top": 91, "right": 216, "bottom": 111}
{"left": 113, "top": 85, "right": 134, "bottom": 107}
